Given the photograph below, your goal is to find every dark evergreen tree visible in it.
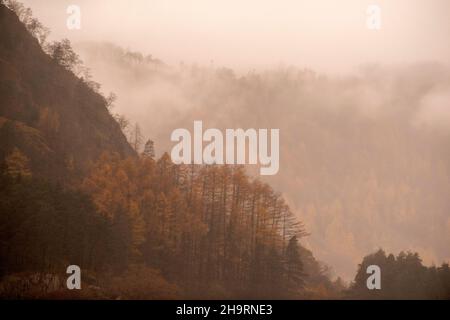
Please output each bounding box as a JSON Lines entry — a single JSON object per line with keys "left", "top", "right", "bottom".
{"left": 142, "top": 139, "right": 155, "bottom": 159}
{"left": 285, "top": 236, "right": 305, "bottom": 292}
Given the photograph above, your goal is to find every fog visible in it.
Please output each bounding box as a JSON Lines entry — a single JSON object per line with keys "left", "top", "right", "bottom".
{"left": 19, "top": 1, "right": 450, "bottom": 280}
{"left": 22, "top": 0, "right": 450, "bottom": 73}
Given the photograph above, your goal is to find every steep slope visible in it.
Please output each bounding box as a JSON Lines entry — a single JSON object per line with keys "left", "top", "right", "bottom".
{"left": 0, "top": 4, "right": 340, "bottom": 299}
{"left": 0, "top": 4, "right": 135, "bottom": 182}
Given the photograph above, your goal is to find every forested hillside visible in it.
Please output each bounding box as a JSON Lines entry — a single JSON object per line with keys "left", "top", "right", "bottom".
{"left": 349, "top": 249, "right": 450, "bottom": 299}
{"left": 1, "top": 1, "right": 449, "bottom": 300}
{"left": 0, "top": 2, "right": 338, "bottom": 299}
{"left": 0, "top": 3, "right": 134, "bottom": 184}
{"left": 75, "top": 41, "right": 450, "bottom": 281}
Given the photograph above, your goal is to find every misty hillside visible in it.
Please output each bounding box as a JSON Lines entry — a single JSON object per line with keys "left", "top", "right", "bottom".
{"left": 0, "top": 6, "right": 134, "bottom": 183}
{"left": 0, "top": 3, "right": 341, "bottom": 299}
{"left": 1, "top": 1, "right": 449, "bottom": 300}
{"left": 75, "top": 42, "right": 450, "bottom": 280}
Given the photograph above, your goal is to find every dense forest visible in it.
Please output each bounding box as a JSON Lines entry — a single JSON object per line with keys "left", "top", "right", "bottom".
{"left": 0, "top": 1, "right": 339, "bottom": 299}
{"left": 75, "top": 39, "right": 450, "bottom": 281}
{"left": 0, "top": 1, "right": 449, "bottom": 299}
{"left": 349, "top": 250, "right": 450, "bottom": 299}
{"left": 0, "top": 150, "right": 329, "bottom": 298}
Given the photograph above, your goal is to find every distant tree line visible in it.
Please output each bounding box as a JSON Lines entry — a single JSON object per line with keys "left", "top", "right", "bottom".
{"left": 348, "top": 249, "right": 450, "bottom": 299}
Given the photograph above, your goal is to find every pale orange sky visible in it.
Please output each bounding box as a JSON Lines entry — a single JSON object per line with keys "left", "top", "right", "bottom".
{"left": 22, "top": 0, "right": 450, "bottom": 73}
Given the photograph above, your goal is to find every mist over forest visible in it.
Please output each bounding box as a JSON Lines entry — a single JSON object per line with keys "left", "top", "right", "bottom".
{"left": 74, "top": 42, "right": 450, "bottom": 280}
{"left": 1, "top": 0, "right": 450, "bottom": 300}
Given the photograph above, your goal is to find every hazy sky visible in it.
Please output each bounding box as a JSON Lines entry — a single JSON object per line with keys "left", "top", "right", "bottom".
{"left": 22, "top": 0, "right": 450, "bottom": 73}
